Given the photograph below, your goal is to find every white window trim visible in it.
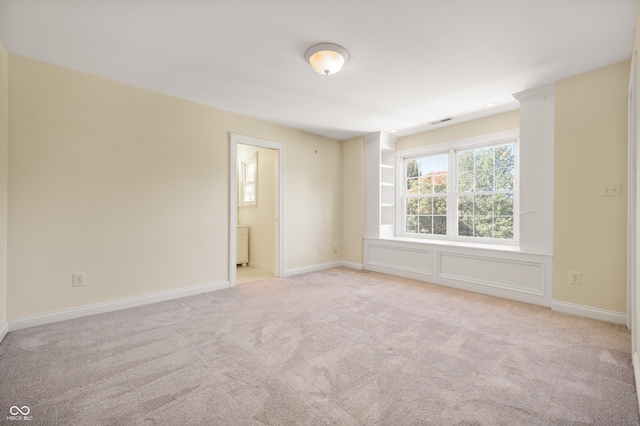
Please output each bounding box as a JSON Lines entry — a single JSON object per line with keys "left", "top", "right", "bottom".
{"left": 395, "top": 129, "right": 520, "bottom": 246}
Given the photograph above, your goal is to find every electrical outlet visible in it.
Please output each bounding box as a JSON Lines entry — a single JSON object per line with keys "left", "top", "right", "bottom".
{"left": 569, "top": 271, "right": 581, "bottom": 285}
{"left": 334, "top": 242, "right": 339, "bottom": 252}
{"left": 601, "top": 183, "right": 621, "bottom": 197}
{"left": 316, "top": 246, "right": 322, "bottom": 254}
{"left": 72, "top": 273, "right": 85, "bottom": 287}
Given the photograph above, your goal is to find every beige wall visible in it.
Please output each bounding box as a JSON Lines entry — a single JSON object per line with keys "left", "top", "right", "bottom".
{"left": 237, "top": 144, "right": 276, "bottom": 271}
{"left": 396, "top": 110, "right": 520, "bottom": 151}
{"left": 0, "top": 41, "right": 8, "bottom": 329}
{"left": 633, "top": 0, "right": 640, "bottom": 355}
{"left": 554, "top": 60, "right": 630, "bottom": 313}
{"left": 280, "top": 131, "right": 342, "bottom": 269}
{"left": 634, "top": 0, "right": 640, "bottom": 54}
{"left": 7, "top": 54, "right": 342, "bottom": 319}
{"left": 341, "top": 136, "right": 364, "bottom": 264}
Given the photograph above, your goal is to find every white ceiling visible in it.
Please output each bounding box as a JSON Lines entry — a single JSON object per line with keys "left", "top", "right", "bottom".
{"left": 0, "top": 0, "right": 637, "bottom": 140}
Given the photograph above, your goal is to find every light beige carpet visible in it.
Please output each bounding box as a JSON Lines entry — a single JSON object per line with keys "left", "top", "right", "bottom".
{"left": 0, "top": 267, "right": 638, "bottom": 425}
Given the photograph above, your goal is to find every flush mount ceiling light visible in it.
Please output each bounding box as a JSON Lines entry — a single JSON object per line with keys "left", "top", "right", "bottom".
{"left": 305, "top": 43, "right": 349, "bottom": 76}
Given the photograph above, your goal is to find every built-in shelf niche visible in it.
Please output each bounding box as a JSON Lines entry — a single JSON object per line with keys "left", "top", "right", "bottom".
{"left": 364, "top": 131, "right": 398, "bottom": 239}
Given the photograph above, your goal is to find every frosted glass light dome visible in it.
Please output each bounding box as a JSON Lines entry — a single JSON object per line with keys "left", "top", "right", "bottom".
{"left": 305, "top": 43, "right": 349, "bottom": 76}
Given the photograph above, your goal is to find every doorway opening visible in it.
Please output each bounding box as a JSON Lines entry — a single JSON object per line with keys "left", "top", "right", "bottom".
{"left": 229, "top": 134, "right": 284, "bottom": 287}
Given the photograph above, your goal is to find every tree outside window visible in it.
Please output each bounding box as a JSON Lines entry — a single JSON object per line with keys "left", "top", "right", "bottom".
{"left": 405, "top": 154, "right": 448, "bottom": 235}
{"left": 457, "top": 143, "right": 515, "bottom": 239}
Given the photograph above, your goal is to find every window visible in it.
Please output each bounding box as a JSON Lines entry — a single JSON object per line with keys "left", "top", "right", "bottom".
{"left": 401, "top": 136, "right": 518, "bottom": 242}
{"left": 239, "top": 153, "right": 257, "bottom": 206}
{"left": 405, "top": 154, "right": 448, "bottom": 235}
{"left": 456, "top": 143, "right": 515, "bottom": 239}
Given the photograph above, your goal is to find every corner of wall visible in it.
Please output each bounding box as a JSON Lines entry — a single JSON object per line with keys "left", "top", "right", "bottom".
{"left": 341, "top": 136, "right": 365, "bottom": 265}
{"left": 0, "top": 39, "right": 9, "bottom": 337}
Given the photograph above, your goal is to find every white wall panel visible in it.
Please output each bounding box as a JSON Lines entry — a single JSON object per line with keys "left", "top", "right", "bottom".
{"left": 368, "top": 243, "right": 431, "bottom": 275}
{"left": 364, "top": 238, "right": 552, "bottom": 307}
{"left": 438, "top": 252, "right": 544, "bottom": 295}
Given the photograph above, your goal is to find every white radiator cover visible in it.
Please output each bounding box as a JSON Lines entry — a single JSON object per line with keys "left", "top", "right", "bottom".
{"left": 364, "top": 238, "right": 552, "bottom": 307}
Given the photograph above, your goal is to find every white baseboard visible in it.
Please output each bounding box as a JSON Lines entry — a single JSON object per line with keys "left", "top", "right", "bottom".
{"left": 284, "top": 261, "right": 346, "bottom": 277}
{"left": 551, "top": 300, "right": 627, "bottom": 325}
{"left": 0, "top": 321, "right": 8, "bottom": 344}
{"left": 340, "top": 261, "right": 363, "bottom": 270}
{"left": 283, "top": 261, "right": 364, "bottom": 277}
{"left": 8, "top": 280, "right": 230, "bottom": 332}
{"left": 634, "top": 352, "right": 640, "bottom": 416}
{"left": 247, "top": 261, "right": 275, "bottom": 274}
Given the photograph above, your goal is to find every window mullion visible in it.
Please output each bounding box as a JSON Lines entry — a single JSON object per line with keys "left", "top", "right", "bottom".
{"left": 448, "top": 148, "right": 456, "bottom": 238}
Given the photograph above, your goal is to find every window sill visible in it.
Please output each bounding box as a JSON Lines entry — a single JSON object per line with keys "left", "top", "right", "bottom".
{"left": 366, "top": 235, "right": 551, "bottom": 257}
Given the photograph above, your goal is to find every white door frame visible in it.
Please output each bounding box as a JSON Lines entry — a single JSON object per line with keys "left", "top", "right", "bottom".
{"left": 628, "top": 52, "right": 637, "bottom": 350}
{"left": 229, "top": 133, "right": 284, "bottom": 287}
